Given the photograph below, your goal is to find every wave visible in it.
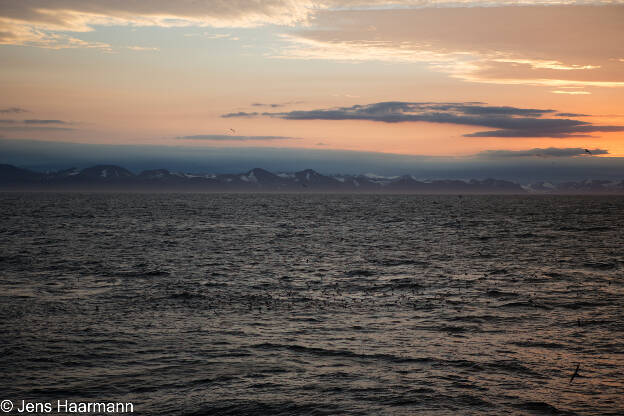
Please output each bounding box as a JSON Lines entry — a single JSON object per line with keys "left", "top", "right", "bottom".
{"left": 251, "top": 342, "right": 431, "bottom": 364}
{"left": 369, "top": 258, "right": 429, "bottom": 267}
{"left": 344, "top": 269, "right": 376, "bottom": 277}
{"left": 251, "top": 343, "right": 540, "bottom": 378}
{"left": 183, "top": 401, "right": 344, "bottom": 416}
{"left": 513, "top": 400, "right": 576, "bottom": 415}
{"left": 115, "top": 268, "right": 170, "bottom": 278}
{"left": 511, "top": 340, "right": 564, "bottom": 349}
{"left": 486, "top": 289, "right": 520, "bottom": 298}
{"left": 583, "top": 262, "right": 617, "bottom": 270}
{"left": 499, "top": 300, "right": 553, "bottom": 310}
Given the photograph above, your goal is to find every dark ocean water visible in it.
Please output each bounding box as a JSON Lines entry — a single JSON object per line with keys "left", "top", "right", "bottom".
{"left": 1, "top": 193, "right": 623, "bottom": 415}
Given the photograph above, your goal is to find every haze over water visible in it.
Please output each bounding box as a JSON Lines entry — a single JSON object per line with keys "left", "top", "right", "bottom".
{"left": 1, "top": 193, "right": 622, "bottom": 415}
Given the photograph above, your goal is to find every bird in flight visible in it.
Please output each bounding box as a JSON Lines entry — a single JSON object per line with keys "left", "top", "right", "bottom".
{"left": 584, "top": 149, "right": 592, "bottom": 155}
{"left": 228, "top": 128, "right": 236, "bottom": 135}
{"left": 569, "top": 363, "right": 580, "bottom": 384}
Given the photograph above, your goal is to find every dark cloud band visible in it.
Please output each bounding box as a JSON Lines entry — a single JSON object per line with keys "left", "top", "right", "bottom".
{"left": 222, "top": 101, "right": 624, "bottom": 138}
{"left": 221, "top": 112, "right": 259, "bottom": 118}
{"left": 0, "top": 107, "right": 28, "bottom": 114}
{"left": 24, "top": 119, "right": 67, "bottom": 124}
{"left": 477, "top": 147, "right": 609, "bottom": 158}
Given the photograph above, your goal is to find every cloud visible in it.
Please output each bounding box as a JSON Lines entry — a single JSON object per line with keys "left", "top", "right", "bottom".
{"left": 125, "top": 45, "right": 159, "bottom": 51}
{"left": 0, "top": 0, "right": 317, "bottom": 49}
{"left": 463, "top": 125, "right": 624, "bottom": 138}
{"left": 252, "top": 103, "right": 284, "bottom": 108}
{"left": 0, "top": 126, "right": 74, "bottom": 132}
{"left": 0, "top": 107, "right": 28, "bottom": 114}
{"left": 555, "top": 113, "right": 589, "bottom": 117}
{"left": 203, "top": 33, "right": 239, "bottom": 40}
{"left": 221, "top": 111, "right": 259, "bottom": 118}
{"left": 0, "top": 118, "right": 73, "bottom": 130}
{"left": 552, "top": 90, "right": 591, "bottom": 95}
{"left": 276, "top": 5, "right": 624, "bottom": 89}
{"left": 1, "top": 1, "right": 622, "bottom": 97}
{"left": 477, "top": 147, "right": 609, "bottom": 158}
{"left": 2, "top": 2, "right": 621, "bottom": 50}
{"left": 275, "top": 33, "right": 468, "bottom": 65}
{"left": 251, "top": 103, "right": 286, "bottom": 108}
{"left": 0, "top": 21, "right": 113, "bottom": 49}
{"left": 176, "top": 134, "right": 299, "bottom": 141}
{"left": 491, "top": 58, "right": 600, "bottom": 71}
{"left": 226, "top": 101, "right": 624, "bottom": 138}
{"left": 23, "top": 119, "right": 67, "bottom": 125}
{"left": 250, "top": 101, "right": 305, "bottom": 108}
{"left": 204, "top": 33, "right": 233, "bottom": 39}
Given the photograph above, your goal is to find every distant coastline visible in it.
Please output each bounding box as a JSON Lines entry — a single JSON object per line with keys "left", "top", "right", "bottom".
{"left": 2, "top": 164, "right": 623, "bottom": 194}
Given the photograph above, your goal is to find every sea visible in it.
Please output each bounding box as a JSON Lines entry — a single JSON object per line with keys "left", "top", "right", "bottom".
{"left": 1, "top": 193, "right": 623, "bottom": 415}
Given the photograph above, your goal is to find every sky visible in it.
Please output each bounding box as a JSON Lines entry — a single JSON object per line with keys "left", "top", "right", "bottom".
{"left": 1, "top": 1, "right": 623, "bottom": 179}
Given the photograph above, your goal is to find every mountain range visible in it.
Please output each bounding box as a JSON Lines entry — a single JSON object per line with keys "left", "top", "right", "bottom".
{"left": 1, "top": 164, "right": 623, "bottom": 194}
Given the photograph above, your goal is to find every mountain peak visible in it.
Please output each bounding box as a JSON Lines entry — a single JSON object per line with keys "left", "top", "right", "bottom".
{"left": 79, "top": 165, "right": 134, "bottom": 179}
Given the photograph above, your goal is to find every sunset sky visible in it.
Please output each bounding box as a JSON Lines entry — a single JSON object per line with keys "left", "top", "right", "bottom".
{"left": 1, "top": 1, "right": 623, "bottom": 177}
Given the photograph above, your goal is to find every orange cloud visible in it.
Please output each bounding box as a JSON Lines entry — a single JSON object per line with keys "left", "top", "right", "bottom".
{"left": 276, "top": 6, "right": 624, "bottom": 90}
